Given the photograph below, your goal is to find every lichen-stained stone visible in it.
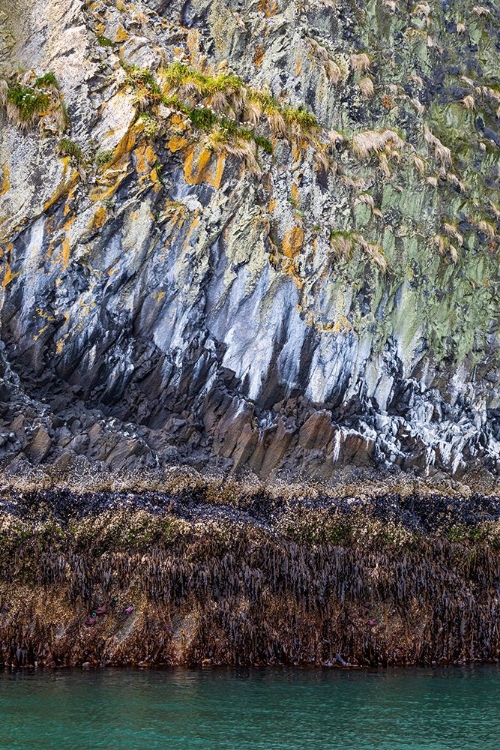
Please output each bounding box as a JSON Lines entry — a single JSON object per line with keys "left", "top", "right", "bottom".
{"left": 0, "top": 0, "right": 499, "bottom": 480}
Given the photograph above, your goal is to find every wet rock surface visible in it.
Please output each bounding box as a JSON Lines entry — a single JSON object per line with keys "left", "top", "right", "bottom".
{"left": 2, "top": 486, "right": 500, "bottom": 668}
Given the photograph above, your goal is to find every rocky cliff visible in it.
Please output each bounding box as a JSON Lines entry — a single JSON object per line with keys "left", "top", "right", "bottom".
{"left": 1, "top": 0, "right": 500, "bottom": 481}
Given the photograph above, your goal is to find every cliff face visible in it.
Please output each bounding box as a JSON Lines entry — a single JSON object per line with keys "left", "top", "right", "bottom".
{"left": 1, "top": 0, "right": 500, "bottom": 480}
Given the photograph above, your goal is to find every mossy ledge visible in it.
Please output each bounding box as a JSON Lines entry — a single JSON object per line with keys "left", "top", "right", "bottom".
{"left": 2, "top": 480, "right": 500, "bottom": 669}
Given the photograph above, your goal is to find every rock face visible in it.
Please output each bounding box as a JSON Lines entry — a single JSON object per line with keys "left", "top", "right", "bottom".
{"left": 1, "top": 0, "right": 500, "bottom": 479}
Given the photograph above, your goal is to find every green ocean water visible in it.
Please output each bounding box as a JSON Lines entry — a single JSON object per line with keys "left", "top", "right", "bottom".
{"left": 0, "top": 666, "right": 499, "bottom": 749}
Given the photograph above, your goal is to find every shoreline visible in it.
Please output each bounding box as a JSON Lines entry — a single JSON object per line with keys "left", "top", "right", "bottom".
{"left": 1, "top": 480, "right": 500, "bottom": 670}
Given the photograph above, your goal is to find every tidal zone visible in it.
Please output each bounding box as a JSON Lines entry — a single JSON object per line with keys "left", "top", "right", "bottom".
{"left": 1, "top": 479, "right": 500, "bottom": 669}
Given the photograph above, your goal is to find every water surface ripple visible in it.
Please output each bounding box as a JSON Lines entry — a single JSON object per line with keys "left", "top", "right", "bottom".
{"left": 0, "top": 666, "right": 498, "bottom": 749}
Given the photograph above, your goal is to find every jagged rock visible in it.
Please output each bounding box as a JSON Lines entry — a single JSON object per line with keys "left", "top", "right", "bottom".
{"left": 299, "top": 412, "right": 335, "bottom": 451}
{"left": 0, "top": 0, "right": 499, "bottom": 480}
{"left": 25, "top": 426, "right": 51, "bottom": 463}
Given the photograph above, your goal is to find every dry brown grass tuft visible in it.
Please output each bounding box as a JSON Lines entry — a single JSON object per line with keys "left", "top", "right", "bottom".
{"left": 413, "top": 156, "right": 426, "bottom": 175}
{"left": 446, "top": 173, "right": 467, "bottom": 193}
{"left": 443, "top": 222, "right": 464, "bottom": 245}
{"left": 424, "top": 125, "right": 452, "bottom": 167}
{"left": 351, "top": 53, "right": 370, "bottom": 73}
{"left": 356, "top": 193, "right": 375, "bottom": 209}
{"left": 462, "top": 94, "right": 475, "bottom": 110}
{"left": 433, "top": 234, "right": 447, "bottom": 254}
{"left": 477, "top": 220, "right": 496, "bottom": 240}
{"left": 330, "top": 231, "right": 387, "bottom": 271}
{"left": 351, "top": 129, "right": 404, "bottom": 160}
{"left": 473, "top": 6, "right": 491, "bottom": 16}
{"left": 358, "top": 77, "right": 374, "bottom": 98}
{"left": 0, "top": 79, "right": 7, "bottom": 108}
{"left": 358, "top": 237, "right": 387, "bottom": 271}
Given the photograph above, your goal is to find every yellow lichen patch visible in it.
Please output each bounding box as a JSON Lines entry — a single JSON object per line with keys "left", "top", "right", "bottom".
{"left": 322, "top": 316, "right": 353, "bottom": 334}
{"left": 167, "top": 113, "right": 189, "bottom": 135}
{"left": 268, "top": 197, "right": 276, "bottom": 214}
{"left": 63, "top": 185, "right": 78, "bottom": 217}
{"left": 291, "top": 182, "right": 299, "bottom": 204}
{"left": 153, "top": 290, "right": 165, "bottom": 302}
{"left": 184, "top": 145, "right": 226, "bottom": 188}
{"left": 59, "top": 214, "right": 76, "bottom": 270}
{"left": 213, "top": 153, "right": 226, "bottom": 189}
{"left": 61, "top": 237, "right": 71, "bottom": 269}
{"left": 115, "top": 25, "right": 128, "bottom": 43}
{"left": 291, "top": 142, "right": 304, "bottom": 164}
{"left": 168, "top": 136, "right": 189, "bottom": 153}
{"left": 294, "top": 58, "right": 302, "bottom": 76}
{"left": 34, "top": 324, "right": 50, "bottom": 341}
{"left": 90, "top": 205, "right": 108, "bottom": 231}
{"left": 254, "top": 45, "right": 265, "bottom": 67}
{"left": 43, "top": 168, "right": 79, "bottom": 214}
{"left": 0, "top": 164, "right": 10, "bottom": 196}
{"left": 282, "top": 258, "right": 304, "bottom": 289}
{"left": 105, "top": 122, "right": 137, "bottom": 166}
{"left": 186, "top": 29, "right": 203, "bottom": 66}
{"left": 89, "top": 182, "right": 117, "bottom": 204}
{"left": 182, "top": 214, "right": 200, "bottom": 250}
{"left": 282, "top": 226, "right": 304, "bottom": 258}
{"left": 2, "top": 264, "right": 20, "bottom": 288}
{"left": 89, "top": 129, "right": 135, "bottom": 203}
{"left": 135, "top": 142, "right": 158, "bottom": 185}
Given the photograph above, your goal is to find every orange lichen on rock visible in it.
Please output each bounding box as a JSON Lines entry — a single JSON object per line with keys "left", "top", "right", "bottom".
{"left": 42, "top": 167, "right": 79, "bottom": 214}
{"left": 282, "top": 258, "right": 304, "bottom": 289}
{"left": 282, "top": 226, "right": 304, "bottom": 258}
{"left": 2, "top": 263, "right": 20, "bottom": 288}
{"left": 184, "top": 145, "right": 226, "bottom": 188}
{"left": 186, "top": 29, "right": 203, "bottom": 66}
{"left": 59, "top": 215, "right": 76, "bottom": 270}
{"left": 135, "top": 142, "right": 158, "bottom": 185}
{"left": 258, "top": 0, "right": 278, "bottom": 17}
{"left": 167, "top": 136, "right": 189, "bottom": 153}
{"left": 90, "top": 205, "right": 108, "bottom": 231}
{"left": 254, "top": 45, "right": 265, "bottom": 67}
{"left": 115, "top": 25, "right": 128, "bottom": 43}
{"left": 0, "top": 164, "right": 10, "bottom": 197}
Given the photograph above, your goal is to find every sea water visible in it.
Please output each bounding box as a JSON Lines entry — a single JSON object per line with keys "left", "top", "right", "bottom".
{"left": 0, "top": 666, "right": 499, "bottom": 749}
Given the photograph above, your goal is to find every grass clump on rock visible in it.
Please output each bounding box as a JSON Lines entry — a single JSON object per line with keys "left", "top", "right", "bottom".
{"left": 5, "top": 83, "right": 50, "bottom": 124}
{"left": 58, "top": 137, "right": 83, "bottom": 162}
{"left": 122, "top": 61, "right": 326, "bottom": 173}
{"left": 1, "top": 72, "right": 66, "bottom": 130}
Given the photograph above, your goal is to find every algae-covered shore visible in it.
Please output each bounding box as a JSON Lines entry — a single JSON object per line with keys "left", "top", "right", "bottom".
{"left": 2, "top": 471, "right": 500, "bottom": 669}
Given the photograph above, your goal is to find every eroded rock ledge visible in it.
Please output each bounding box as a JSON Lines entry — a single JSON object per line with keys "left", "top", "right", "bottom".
{"left": 2, "top": 477, "right": 500, "bottom": 668}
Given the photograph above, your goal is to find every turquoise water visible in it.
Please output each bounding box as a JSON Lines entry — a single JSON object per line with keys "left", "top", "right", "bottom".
{"left": 0, "top": 666, "right": 499, "bottom": 749}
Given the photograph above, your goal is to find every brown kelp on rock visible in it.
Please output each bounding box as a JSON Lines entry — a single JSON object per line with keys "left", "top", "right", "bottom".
{"left": 2, "top": 486, "right": 500, "bottom": 669}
